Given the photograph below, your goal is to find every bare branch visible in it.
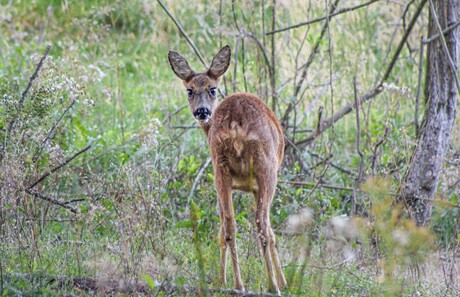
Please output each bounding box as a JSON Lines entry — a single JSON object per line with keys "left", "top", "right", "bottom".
{"left": 25, "top": 189, "right": 78, "bottom": 213}
{"left": 271, "top": 0, "right": 277, "bottom": 113}
{"left": 266, "top": 0, "right": 379, "bottom": 35}
{"left": 280, "top": 0, "right": 340, "bottom": 128}
{"left": 28, "top": 145, "right": 91, "bottom": 189}
{"left": 296, "top": 0, "right": 427, "bottom": 146}
{"left": 187, "top": 157, "right": 212, "bottom": 211}
{"left": 1, "top": 46, "right": 51, "bottom": 161}
{"left": 353, "top": 76, "right": 364, "bottom": 214}
{"left": 19, "top": 46, "right": 51, "bottom": 109}
{"left": 423, "top": 20, "right": 460, "bottom": 44}
{"left": 415, "top": 37, "right": 425, "bottom": 135}
{"left": 157, "top": 0, "right": 206, "bottom": 67}
{"left": 279, "top": 180, "right": 353, "bottom": 191}
{"left": 32, "top": 99, "right": 77, "bottom": 163}
{"left": 293, "top": 0, "right": 339, "bottom": 98}
{"left": 371, "top": 124, "right": 390, "bottom": 175}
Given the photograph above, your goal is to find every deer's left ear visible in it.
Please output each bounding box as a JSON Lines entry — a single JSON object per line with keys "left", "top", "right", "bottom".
{"left": 208, "top": 45, "right": 231, "bottom": 79}
{"left": 168, "top": 50, "right": 195, "bottom": 82}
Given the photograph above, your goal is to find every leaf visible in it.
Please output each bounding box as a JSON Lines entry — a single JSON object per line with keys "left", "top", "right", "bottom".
{"left": 178, "top": 159, "right": 186, "bottom": 171}
{"left": 143, "top": 274, "right": 155, "bottom": 289}
{"left": 176, "top": 219, "right": 193, "bottom": 228}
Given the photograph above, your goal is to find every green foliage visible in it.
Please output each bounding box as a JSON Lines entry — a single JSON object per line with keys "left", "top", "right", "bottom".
{"left": 0, "top": 0, "right": 458, "bottom": 296}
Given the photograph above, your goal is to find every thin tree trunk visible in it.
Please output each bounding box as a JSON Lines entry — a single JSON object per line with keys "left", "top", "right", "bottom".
{"left": 400, "top": 0, "right": 459, "bottom": 226}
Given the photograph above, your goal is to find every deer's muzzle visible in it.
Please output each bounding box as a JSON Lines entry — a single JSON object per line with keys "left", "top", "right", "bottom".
{"left": 193, "top": 107, "right": 212, "bottom": 122}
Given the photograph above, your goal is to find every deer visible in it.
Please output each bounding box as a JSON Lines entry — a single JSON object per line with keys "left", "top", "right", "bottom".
{"left": 168, "top": 45, "right": 287, "bottom": 294}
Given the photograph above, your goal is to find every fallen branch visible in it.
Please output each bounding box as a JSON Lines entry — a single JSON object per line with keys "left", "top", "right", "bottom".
{"left": 4, "top": 273, "right": 279, "bottom": 296}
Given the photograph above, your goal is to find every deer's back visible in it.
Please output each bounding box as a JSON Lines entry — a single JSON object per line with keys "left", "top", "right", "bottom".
{"left": 208, "top": 93, "right": 284, "bottom": 183}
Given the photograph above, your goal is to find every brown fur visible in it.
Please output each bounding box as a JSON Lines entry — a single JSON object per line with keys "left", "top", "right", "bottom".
{"left": 168, "top": 46, "right": 286, "bottom": 294}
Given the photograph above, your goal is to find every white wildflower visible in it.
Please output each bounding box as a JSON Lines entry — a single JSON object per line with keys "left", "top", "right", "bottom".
{"left": 286, "top": 208, "right": 314, "bottom": 234}
{"left": 392, "top": 229, "right": 410, "bottom": 246}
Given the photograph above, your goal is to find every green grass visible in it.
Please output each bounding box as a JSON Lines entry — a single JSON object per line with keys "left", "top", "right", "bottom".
{"left": 0, "top": 0, "right": 459, "bottom": 296}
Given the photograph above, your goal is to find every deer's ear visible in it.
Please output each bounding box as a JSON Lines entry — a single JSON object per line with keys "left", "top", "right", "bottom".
{"left": 168, "top": 50, "right": 195, "bottom": 81}
{"left": 208, "top": 45, "right": 231, "bottom": 79}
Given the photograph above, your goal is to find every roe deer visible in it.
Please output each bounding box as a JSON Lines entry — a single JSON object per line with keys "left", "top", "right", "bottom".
{"left": 168, "top": 45, "right": 287, "bottom": 294}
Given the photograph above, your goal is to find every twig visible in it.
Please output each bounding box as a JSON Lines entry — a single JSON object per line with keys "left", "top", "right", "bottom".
{"left": 423, "top": 20, "right": 460, "bottom": 44}
{"left": 371, "top": 124, "right": 390, "bottom": 175}
{"left": 25, "top": 189, "right": 78, "bottom": 213}
{"left": 284, "top": 136, "right": 311, "bottom": 175}
{"left": 186, "top": 157, "right": 212, "bottom": 211}
{"left": 170, "top": 125, "right": 200, "bottom": 129}
{"left": 157, "top": 0, "right": 206, "bottom": 67}
{"left": 18, "top": 46, "right": 51, "bottom": 109}
{"left": 307, "top": 149, "right": 354, "bottom": 175}
{"left": 163, "top": 104, "right": 188, "bottom": 127}
{"left": 266, "top": 0, "right": 379, "bottom": 35}
{"left": 354, "top": 77, "right": 364, "bottom": 170}
{"left": 233, "top": 37, "right": 240, "bottom": 93}
{"left": 28, "top": 145, "right": 91, "bottom": 189}
{"left": 280, "top": 0, "right": 339, "bottom": 129}
{"left": 276, "top": 163, "right": 331, "bottom": 232}
{"left": 271, "top": 0, "right": 277, "bottom": 113}
{"left": 32, "top": 99, "right": 77, "bottom": 163}
{"left": 414, "top": 36, "right": 425, "bottom": 135}
{"left": 295, "top": 0, "right": 427, "bottom": 146}
{"left": 308, "top": 153, "right": 332, "bottom": 171}
{"left": 379, "top": 0, "right": 427, "bottom": 84}
{"left": 325, "top": 0, "right": 336, "bottom": 148}
{"left": 278, "top": 180, "right": 353, "bottom": 191}
{"left": 293, "top": 0, "right": 339, "bottom": 98}
{"left": 353, "top": 77, "right": 364, "bottom": 214}
{"left": 244, "top": 31, "right": 272, "bottom": 77}
{"left": 0, "top": 46, "right": 51, "bottom": 161}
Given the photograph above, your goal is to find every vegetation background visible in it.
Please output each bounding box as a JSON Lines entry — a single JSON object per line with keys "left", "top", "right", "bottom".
{"left": 0, "top": 0, "right": 458, "bottom": 296}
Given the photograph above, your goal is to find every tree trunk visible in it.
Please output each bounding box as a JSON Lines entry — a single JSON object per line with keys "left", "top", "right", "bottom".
{"left": 400, "top": 0, "right": 459, "bottom": 226}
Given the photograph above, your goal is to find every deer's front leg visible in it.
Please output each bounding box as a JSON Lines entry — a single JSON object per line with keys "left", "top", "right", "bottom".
{"left": 215, "top": 168, "right": 244, "bottom": 291}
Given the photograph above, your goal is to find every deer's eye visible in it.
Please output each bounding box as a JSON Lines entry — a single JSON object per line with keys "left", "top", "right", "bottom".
{"left": 209, "top": 88, "right": 217, "bottom": 96}
{"left": 187, "top": 89, "right": 193, "bottom": 97}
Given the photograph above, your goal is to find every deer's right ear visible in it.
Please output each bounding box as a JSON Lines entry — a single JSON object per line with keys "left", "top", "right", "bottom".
{"left": 168, "top": 51, "right": 195, "bottom": 81}
{"left": 208, "top": 45, "right": 231, "bottom": 79}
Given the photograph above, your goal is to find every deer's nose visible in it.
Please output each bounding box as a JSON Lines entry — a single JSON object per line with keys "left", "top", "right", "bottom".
{"left": 194, "top": 108, "right": 212, "bottom": 121}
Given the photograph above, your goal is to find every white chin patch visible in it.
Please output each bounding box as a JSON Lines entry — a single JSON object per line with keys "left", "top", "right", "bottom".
{"left": 197, "top": 118, "right": 210, "bottom": 123}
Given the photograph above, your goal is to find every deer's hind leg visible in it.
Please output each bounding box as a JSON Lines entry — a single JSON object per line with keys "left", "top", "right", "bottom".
{"left": 269, "top": 221, "right": 287, "bottom": 288}
{"left": 215, "top": 167, "right": 244, "bottom": 291}
{"left": 254, "top": 168, "right": 280, "bottom": 294}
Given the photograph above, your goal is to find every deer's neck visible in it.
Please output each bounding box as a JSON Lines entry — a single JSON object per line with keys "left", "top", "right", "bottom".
{"left": 199, "top": 120, "right": 212, "bottom": 137}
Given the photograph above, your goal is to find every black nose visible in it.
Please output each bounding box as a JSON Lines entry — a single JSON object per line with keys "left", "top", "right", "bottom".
{"left": 193, "top": 108, "right": 212, "bottom": 121}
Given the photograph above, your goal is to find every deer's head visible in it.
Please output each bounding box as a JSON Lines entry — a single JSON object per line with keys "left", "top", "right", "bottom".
{"left": 168, "top": 45, "right": 231, "bottom": 123}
